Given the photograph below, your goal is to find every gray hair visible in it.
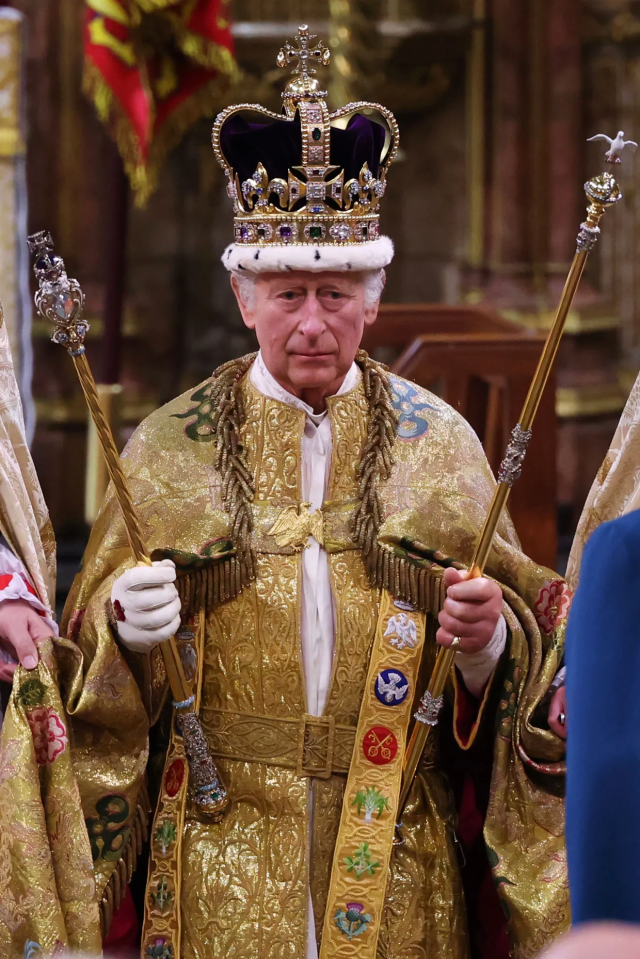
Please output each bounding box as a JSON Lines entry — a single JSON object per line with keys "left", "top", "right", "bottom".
{"left": 232, "top": 268, "right": 386, "bottom": 309}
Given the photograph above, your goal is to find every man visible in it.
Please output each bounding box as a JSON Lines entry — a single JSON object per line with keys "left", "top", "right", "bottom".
{"left": 0, "top": 27, "right": 568, "bottom": 959}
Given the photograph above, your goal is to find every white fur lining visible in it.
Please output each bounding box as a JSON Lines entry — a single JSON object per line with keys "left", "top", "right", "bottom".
{"left": 221, "top": 235, "right": 394, "bottom": 273}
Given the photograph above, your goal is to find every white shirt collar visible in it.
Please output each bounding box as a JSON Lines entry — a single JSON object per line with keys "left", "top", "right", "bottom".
{"left": 250, "top": 350, "right": 359, "bottom": 425}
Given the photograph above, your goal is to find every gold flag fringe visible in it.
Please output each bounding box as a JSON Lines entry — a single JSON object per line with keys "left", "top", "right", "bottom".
{"left": 82, "top": 58, "right": 237, "bottom": 206}
{"left": 175, "top": 351, "right": 448, "bottom": 619}
{"left": 99, "top": 780, "right": 151, "bottom": 938}
{"left": 175, "top": 30, "right": 241, "bottom": 76}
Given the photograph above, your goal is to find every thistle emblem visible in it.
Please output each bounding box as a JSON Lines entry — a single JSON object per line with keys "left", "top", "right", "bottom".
{"left": 334, "top": 902, "right": 372, "bottom": 940}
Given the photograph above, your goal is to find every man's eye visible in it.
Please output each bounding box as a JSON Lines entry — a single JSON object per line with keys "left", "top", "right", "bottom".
{"left": 324, "top": 291, "right": 342, "bottom": 300}
{"left": 280, "top": 291, "right": 299, "bottom": 300}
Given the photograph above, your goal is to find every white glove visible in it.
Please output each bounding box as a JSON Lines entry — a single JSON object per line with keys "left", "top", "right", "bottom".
{"left": 110, "top": 559, "right": 181, "bottom": 653}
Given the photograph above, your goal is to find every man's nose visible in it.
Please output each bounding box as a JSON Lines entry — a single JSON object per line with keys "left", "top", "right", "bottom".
{"left": 298, "top": 293, "right": 326, "bottom": 336}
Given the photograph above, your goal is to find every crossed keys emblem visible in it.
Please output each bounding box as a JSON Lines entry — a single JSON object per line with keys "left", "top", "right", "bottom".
{"left": 362, "top": 725, "right": 398, "bottom": 766}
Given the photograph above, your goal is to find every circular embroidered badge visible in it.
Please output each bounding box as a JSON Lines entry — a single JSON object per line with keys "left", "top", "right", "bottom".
{"left": 164, "top": 758, "right": 185, "bottom": 798}
{"left": 362, "top": 726, "right": 398, "bottom": 765}
{"left": 375, "top": 669, "right": 410, "bottom": 707}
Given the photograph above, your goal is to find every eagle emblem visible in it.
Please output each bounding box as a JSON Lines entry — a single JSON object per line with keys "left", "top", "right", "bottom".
{"left": 383, "top": 612, "right": 417, "bottom": 651}
{"left": 267, "top": 502, "right": 324, "bottom": 550}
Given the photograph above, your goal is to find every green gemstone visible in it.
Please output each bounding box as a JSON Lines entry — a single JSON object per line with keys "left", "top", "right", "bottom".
{"left": 312, "top": 128, "right": 322, "bottom": 141}
{"left": 309, "top": 226, "right": 323, "bottom": 239}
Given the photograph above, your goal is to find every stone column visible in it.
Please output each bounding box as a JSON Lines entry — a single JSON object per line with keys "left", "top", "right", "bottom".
{"left": 0, "top": 9, "right": 33, "bottom": 438}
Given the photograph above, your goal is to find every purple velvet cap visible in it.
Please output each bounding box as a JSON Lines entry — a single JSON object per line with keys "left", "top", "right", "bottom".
{"left": 220, "top": 112, "right": 387, "bottom": 186}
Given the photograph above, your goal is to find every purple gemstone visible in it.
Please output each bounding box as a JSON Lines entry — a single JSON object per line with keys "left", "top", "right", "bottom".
{"left": 239, "top": 226, "right": 249, "bottom": 239}
{"left": 279, "top": 226, "right": 292, "bottom": 238}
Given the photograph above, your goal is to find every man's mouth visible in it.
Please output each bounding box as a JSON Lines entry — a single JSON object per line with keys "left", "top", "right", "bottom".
{"left": 291, "top": 352, "right": 335, "bottom": 359}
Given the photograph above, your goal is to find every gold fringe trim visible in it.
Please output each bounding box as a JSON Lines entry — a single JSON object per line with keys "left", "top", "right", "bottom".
{"left": 99, "top": 779, "right": 151, "bottom": 938}
{"left": 82, "top": 54, "right": 237, "bottom": 206}
{"left": 176, "top": 555, "right": 246, "bottom": 618}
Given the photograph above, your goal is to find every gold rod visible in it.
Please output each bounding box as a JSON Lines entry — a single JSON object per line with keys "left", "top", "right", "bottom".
{"left": 73, "top": 352, "right": 191, "bottom": 701}
{"left": 27, "top": 230, "right": 229, "bottom": 821}
{"left": 397, "top": 172, "right": 622, "bottom": 824}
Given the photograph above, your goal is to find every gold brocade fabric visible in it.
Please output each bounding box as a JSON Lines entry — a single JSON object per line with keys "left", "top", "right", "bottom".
{"left": 566, "top": 369, "right": 640, "bottom": 590}
{"left": 2, "top": 357, "right": 570, "bottom": 958}
{"left": 0, "top": 316, "right": 55, "bottom": 611}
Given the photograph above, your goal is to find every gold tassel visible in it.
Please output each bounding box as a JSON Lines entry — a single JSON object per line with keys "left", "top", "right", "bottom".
{"left": 99, "top": 783, "right": 152, "bottom": 937}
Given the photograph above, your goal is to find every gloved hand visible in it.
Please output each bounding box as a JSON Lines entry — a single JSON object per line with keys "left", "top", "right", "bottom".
{"left": 110, "top": 559, "right": 181, "bottom": 653}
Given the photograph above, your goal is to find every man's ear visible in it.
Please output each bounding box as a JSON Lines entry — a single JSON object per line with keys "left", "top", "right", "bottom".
{"left": 363, "top": 270, "right": 386, "bottom": 328}
{"left": 230, "top": 274, "right": 256, "bottom": 330}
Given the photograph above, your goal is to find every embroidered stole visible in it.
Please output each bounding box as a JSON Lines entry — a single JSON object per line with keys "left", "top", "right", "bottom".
{"left": 318, "top": 591, "right": 426, "bottom": 958}
{"left": 142, "top": 610, "right": 205, "bottom": 957}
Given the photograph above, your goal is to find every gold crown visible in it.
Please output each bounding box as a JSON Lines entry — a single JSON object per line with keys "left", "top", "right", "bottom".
{"left": 212, "top": 25, "right": 399, "bottom": 251}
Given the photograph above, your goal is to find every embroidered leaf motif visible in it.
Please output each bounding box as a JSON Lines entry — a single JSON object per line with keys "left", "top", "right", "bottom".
{"left": 150, "top": 877, "right": 174, "bottom": 913}
{"left": 155, "top": 820, "right": 177, "bottom": 855}
{"left": 16, "top": 678, "right": 48, "bottom": 708}
{"left": 352, "top": 787, "right": 389, "bottom": 822}
{"left": 344, "top": 842, "right": 380, "bottom": 879}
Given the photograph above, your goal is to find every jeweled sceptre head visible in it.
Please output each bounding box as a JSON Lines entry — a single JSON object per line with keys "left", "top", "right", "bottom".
{"left": 212, "top": 24, "right": 399, "bottom": 274}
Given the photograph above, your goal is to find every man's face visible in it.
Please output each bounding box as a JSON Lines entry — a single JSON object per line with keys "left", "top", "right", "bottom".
{"left": 231, "top": 271, "right": 381, "bottom": 401}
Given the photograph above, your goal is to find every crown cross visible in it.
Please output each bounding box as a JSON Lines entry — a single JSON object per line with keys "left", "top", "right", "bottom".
{"left": 277, "top": 24, "right": 330, "bottom": 80}
{"left": 289, "top": 166, "right": 344, "bottom": 210}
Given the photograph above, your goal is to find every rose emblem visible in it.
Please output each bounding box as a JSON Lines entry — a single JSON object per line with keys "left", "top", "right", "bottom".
{"left": 534, "top": 580, "right": 572, "bottom": 634}
{"left": 26, "top": 706, "right": 68, "bottom": 765}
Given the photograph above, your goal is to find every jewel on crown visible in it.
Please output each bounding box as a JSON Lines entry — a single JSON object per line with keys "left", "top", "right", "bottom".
{"left": 212, "top": 24, "right": 399, "bottom": 247}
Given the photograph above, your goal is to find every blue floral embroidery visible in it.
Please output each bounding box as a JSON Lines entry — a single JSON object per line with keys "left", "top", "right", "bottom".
{"left": 389, "top": 376, "right": 434, "bottom": 440}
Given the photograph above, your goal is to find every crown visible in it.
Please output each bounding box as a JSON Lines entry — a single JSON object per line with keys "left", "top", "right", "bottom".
{"left": 212, "top": 25, "right": 399, "bottom": 273}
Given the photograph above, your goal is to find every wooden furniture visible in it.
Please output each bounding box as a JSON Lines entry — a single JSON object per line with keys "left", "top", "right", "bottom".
{"left": 363, "top": 304, "right": 557, "bottom": 570}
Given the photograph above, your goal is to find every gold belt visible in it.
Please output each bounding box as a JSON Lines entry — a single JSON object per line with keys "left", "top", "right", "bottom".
{"left": 199, "top": 707, "right": 356, "bottom": 778}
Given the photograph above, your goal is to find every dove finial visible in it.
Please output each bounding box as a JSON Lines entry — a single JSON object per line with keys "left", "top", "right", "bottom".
{"left": 587, "top": 131, "right": 638, "bottom": 164}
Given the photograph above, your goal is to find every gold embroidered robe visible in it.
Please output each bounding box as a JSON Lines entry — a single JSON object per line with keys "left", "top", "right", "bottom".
{"left": 1, "top": 359, "right": 569, "bottom": 958}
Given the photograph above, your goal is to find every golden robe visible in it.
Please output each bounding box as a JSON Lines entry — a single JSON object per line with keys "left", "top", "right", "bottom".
{"left": 0, "top": 356, "right": 569, "bottom": 959}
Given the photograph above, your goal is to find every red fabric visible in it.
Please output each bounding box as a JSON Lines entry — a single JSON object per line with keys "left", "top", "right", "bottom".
{"left": 103, "top": 886, "right": 139, "bottom": 954}
{"left": 458, "top": 776, "right": 510, "bottom": 959}
{"left": 0, "top": 573, "right": 36, "bottom": 596}
{"left": 454, "top": 671, "right": 483, "bottom": 747}
{"left": 83, "top": 0, "right": 236, "bottom": 201}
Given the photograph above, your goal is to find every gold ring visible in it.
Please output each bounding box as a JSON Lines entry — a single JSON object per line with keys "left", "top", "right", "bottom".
{"left": 450, "top": 636, "right": 462, "bottom": 650}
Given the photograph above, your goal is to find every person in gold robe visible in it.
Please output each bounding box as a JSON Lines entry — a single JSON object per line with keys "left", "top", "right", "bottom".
{"left": 0, "top": 26, "right": 569, "bottom": 959}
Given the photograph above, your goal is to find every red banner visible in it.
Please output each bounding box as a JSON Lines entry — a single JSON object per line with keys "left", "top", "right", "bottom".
{"left": 84, "top": 0, "right": 238, "bottom": 204}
